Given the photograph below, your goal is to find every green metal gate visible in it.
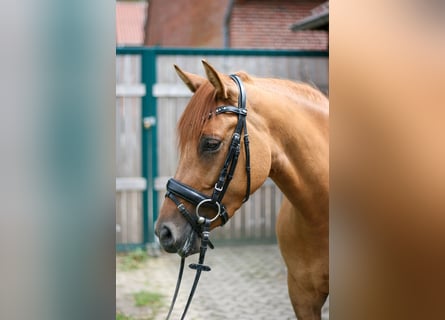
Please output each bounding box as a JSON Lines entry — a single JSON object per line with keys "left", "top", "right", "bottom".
{"left": 116, "top": 47, "right": 158, "bottom": 251}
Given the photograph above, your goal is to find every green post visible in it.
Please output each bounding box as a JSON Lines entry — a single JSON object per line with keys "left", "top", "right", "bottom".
{"left": 141, "top": 48, "right": 158, "bottom": 244}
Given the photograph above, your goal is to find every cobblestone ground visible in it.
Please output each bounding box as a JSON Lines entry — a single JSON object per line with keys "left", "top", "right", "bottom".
{"left": 116, "top": 244, "right": 329, "bottom": 320}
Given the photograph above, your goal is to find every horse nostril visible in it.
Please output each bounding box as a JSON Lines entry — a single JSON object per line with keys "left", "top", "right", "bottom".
{"left": 160, "top": 225, "right": 172, "bottom": 241}
{"left": 158, "top": 224, "right": 176, "bottom": 251}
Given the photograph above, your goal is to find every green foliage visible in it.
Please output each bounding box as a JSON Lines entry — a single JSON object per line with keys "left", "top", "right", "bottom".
{"left": 133, "top": 290, "right": 163, "bottom": 307}
{"left": 116, "top": 312, "right": 136, "bottom": 320}
{"left": 118, "top": 248, "right": 149, "bottom": 271}
{"left": 116, "top": 290, "right": 165, "bottom": 320}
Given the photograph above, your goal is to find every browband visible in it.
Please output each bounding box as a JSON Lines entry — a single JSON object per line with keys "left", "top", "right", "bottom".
{"left": 216, "top": 106, "right": 247, "bottom": 116}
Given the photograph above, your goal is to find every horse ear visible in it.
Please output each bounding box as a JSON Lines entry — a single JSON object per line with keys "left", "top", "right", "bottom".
{"left": 202, "top": 60, "right": 229, "bottom": 100}
{"left": 174, "top": 64, "right": 206, "bottom": 93}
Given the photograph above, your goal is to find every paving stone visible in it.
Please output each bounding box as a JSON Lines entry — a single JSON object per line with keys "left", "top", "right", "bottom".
{"left": 117, "top": 244, "right": 329, "bottom": 319}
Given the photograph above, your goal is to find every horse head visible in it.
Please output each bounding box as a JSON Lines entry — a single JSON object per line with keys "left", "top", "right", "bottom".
{"left": 155, "top": 61, "right": 272, "bottom": 257}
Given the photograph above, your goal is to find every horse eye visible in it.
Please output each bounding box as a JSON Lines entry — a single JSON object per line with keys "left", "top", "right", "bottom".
{"left": 200, "top": 138, "right": 222, "bottom": 153}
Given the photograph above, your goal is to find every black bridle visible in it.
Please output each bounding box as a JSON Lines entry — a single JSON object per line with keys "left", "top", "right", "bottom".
{"left": 164, "top": 75, "right": 251, "bottom": 320}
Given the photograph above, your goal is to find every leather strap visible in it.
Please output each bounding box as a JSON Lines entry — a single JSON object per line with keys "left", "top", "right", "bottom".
{"left": 216, "top": 105, "right": 247, "bottom": 116}
{"left": 165, "top": 190, "right": 215, "bottom": 249}
{"left": 167, "top": 179, "right": 229, "bottom": 226}
{"left": 163, "top": 74, "right": 251, "bottom": 320}
{"left": 167, "top": 179, "right": 211, "bottom": 208}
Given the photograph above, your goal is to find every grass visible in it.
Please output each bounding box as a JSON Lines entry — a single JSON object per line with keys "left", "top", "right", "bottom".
{"left": 116, "top": 312, "right": 136, "bottom": 320}
{"left": 133, "top": 290, "right": 164, "bottom": 307}
{"left": 116, "top": 291, "right": 165, "bottom": 320}
{"left": 117, "top": 248, "right": 149, "bottom": 271}
{"left": 116, "top": 249, "right": 165, "bottom": 320}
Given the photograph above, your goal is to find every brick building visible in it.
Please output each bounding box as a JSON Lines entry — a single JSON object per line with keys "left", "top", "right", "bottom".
{"left": 116, "top": 1, "right": 147, "bottom": 45}
{"left": 144, "top": 0, "right": 328, "bottom": 50}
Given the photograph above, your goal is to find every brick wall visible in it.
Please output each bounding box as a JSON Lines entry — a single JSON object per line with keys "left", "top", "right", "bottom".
{"left": 144, "top": 0, "right": 230, "bottom": 47}
{"left": 144, "top": 0, "right": 328, "bottom": 50}
{"left": 230, "top": 0, "right": 328, "bottom": 50}
{"left": 116, "top": 2, "right": 147, "bottom": 45}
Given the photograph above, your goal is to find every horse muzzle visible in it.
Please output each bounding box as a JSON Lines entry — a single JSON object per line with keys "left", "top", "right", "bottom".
{"left": 155, "top": 220, "right": 199, "bottom": 257}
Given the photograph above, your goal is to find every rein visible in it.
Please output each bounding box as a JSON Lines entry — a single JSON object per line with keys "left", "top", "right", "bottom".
{"left": 164, "top": 75, "right": 250, "bottom": 319}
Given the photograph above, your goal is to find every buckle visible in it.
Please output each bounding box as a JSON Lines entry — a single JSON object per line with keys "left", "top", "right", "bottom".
{"left": 214, "top": 182, "right": 224, "bottom": 192}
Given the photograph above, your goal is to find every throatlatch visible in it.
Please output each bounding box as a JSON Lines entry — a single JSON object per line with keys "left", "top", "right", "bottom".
{"left": 164, "top": 74, "right": 250, "bottom": 320}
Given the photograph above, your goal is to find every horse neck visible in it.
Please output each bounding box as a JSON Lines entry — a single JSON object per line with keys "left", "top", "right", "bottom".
{"left": 248, "top": 79, "right": 329, "bottom": 220}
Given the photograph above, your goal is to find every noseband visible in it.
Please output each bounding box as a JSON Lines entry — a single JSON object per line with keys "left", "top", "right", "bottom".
{"left": 164, "top": 75, "right": 251, "bottom": 319}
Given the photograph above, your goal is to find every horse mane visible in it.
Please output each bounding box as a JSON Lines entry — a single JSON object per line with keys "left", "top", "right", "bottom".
{"left": 177, "top": 81, "right": 218, "bottom": 154}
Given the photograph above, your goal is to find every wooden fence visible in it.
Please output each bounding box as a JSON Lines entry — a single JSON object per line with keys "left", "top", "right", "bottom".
{"left": 116, "top": 48, "right": 328, "bottom": 248}
{"left": 116, "top": 54, "right": 145, "bottom": 244}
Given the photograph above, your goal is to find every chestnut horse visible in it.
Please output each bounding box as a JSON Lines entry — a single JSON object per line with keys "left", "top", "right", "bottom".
{"left": 155, "top": 61, "right": 329, "bottom": 320}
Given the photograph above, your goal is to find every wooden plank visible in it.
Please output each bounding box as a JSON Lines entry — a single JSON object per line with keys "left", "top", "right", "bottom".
{"left": 154, "top": 176, "right": 169, "bottom": 192}
{"left": 119, "top": 192, "right": 128, "bottom": 242}
{"left": 116, "top": 177, "right": 147, "bottom": 191}
{"left": 127, "top": 191, "right": 142, "bottom": 243}
{"left": 116, "top": 190, "right": 144, "bottom": 244}
{"left": 153, "top": 83, "right": 193, "bottom": 98}
{"left": 157, "top": 97, "right": 180, "bottom": 177}
{"left": 117, "top": 55, "right": 141, "bottom": 83}
{"left": 116, "top": 84, "right": 146, "bottom": 97}
{"left": 260, "top": 186, "right": 266, "bottom": 238}
{"left": 116, "top": 54, "right": 145, "bottom": 245}
{"left": 116, "top": 194, "right": 123, "bottom": 243}
{"left": 116, "top": 97, "right": 142, "bottom": 177}
{"left": 264, "top": 185, "right": 271, "bottom": 238}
